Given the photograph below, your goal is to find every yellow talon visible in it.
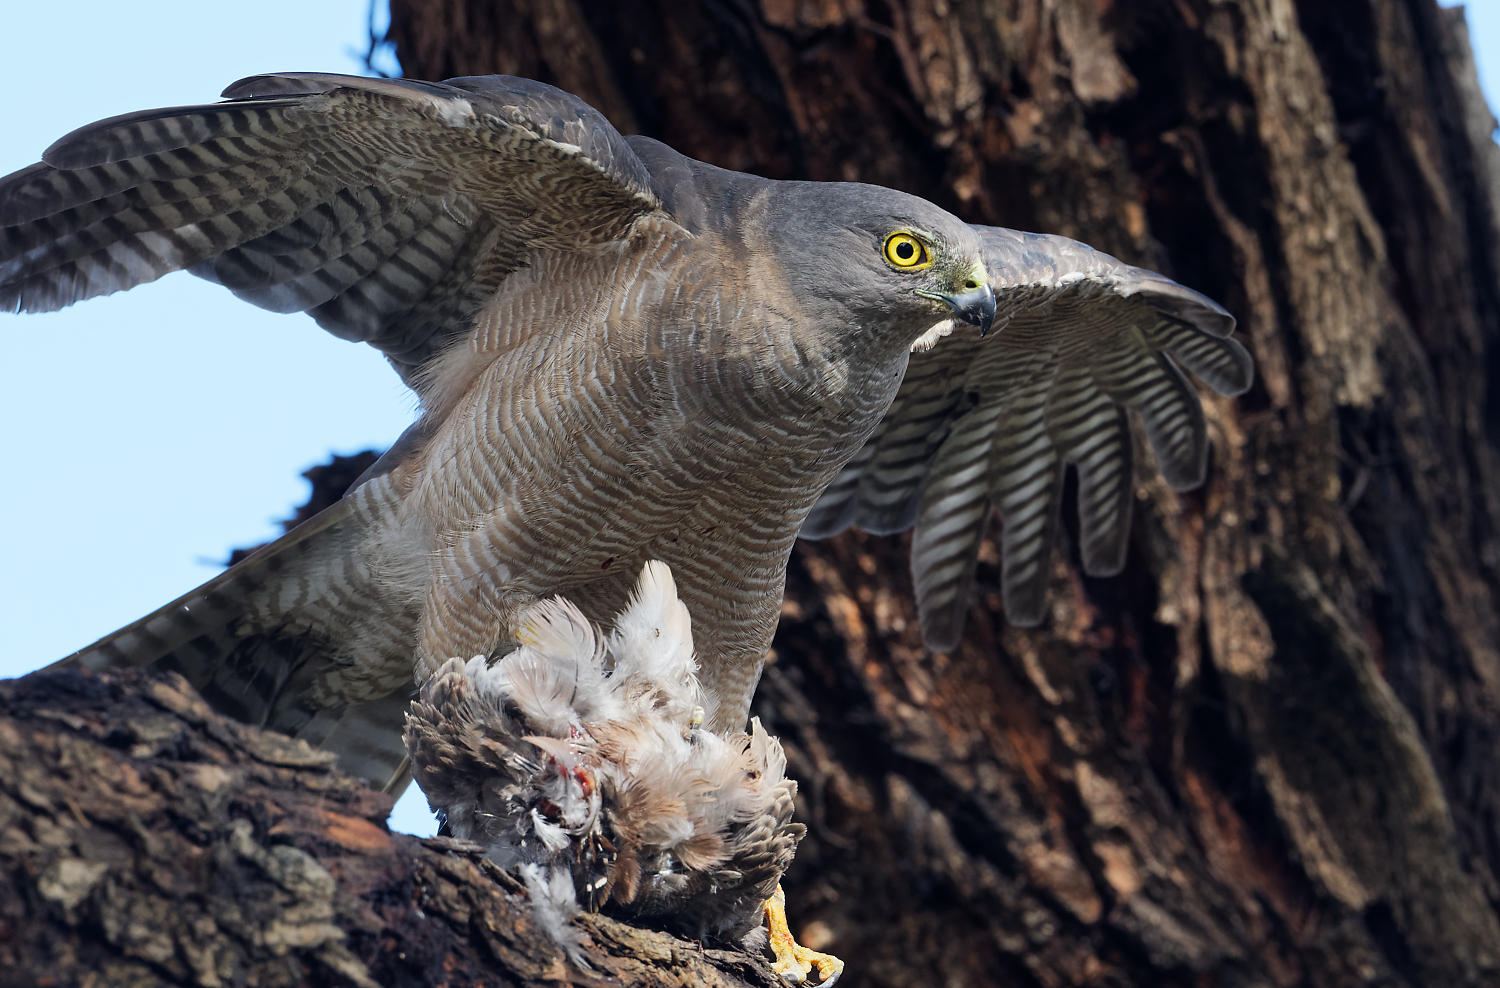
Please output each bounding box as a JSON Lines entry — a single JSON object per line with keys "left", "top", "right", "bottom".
{"left": 765, "top": 883, "right": 843, "bottom": 986}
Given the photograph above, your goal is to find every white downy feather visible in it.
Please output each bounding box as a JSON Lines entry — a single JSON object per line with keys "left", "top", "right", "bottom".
{"left": 484, "top": 597, "right": 609, "bottom": 735}
{"left": 519, "top": 863, "right": 588, "bottom": 967}
{"left": 606, "top": 559, "right": 700, "bottom": 723}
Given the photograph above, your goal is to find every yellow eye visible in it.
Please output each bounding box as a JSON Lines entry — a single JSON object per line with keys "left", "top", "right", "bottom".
{"left": 883, "top": 232, "right": 931, "bottom": 269}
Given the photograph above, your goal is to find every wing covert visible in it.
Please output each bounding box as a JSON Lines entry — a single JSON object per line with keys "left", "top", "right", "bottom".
{"left": 0, "top": 72, "right": 663, "bottom": 381}
{"left": 803, "top": 227, "right": 1253, "bottom": 647}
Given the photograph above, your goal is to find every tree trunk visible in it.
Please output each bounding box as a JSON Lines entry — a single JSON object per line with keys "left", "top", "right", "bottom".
{"left": 380, "top": 2, "right": 1500, "bottom": 986}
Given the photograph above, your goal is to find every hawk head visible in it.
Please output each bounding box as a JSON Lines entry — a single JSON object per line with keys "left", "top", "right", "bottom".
{"left": 755, "top": 182, "right": 994, "bottom": 361}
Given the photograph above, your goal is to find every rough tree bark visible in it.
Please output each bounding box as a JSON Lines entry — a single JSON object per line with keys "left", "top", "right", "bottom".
{"left": 381, "top": 2, "right": 1500, "bottom": 986}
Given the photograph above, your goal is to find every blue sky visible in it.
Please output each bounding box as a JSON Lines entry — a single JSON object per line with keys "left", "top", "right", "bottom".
{"left": 1450, "top": 3, "right": 1500, "bottom": 113}
{"left": 2, "top": 2, "right": 1498, "bottom": 835}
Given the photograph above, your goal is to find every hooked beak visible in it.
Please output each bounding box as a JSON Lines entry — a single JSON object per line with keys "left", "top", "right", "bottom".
{"left": 917, "top": 282, "right": 997, "bottom": 336}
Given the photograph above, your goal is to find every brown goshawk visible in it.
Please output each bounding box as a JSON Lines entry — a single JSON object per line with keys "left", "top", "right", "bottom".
{"left": 1, "top": 72, "right": 1252, "bottom": 795}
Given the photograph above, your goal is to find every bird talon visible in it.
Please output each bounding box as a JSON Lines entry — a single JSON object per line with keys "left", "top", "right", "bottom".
{"left": 765, "top": 884, "right": 843, "bottom": 987}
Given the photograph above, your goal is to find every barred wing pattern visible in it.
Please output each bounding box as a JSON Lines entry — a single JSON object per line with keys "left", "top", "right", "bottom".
{"left": 0, "top": 72, "right": 661, "bottom": 380}
{"left": 803, "top": 227, "right": 1254, "bottom": 649}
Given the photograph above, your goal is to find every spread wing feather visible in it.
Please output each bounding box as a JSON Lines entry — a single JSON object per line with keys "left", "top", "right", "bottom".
{"left": 804, "top": 227, "right": 1253, "bottom": 646}
{"left": 0, "top": 72, "right": 662, "bottom": 383}
{"left": 847, "top": 340, "right": 975, "bottom": 536}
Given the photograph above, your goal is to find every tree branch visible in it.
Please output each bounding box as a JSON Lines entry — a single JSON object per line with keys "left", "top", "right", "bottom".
{"left": 0, "top": 668, "right": 781, "bottom": 987}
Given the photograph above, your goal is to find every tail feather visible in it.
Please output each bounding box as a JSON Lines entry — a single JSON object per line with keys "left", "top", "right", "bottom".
{"left": 317, "top": 693, "right": 419, "bottom": 791}
{"left": 57, "top": 499, "right": 354, "bottom": 676}
{"left": 50, "top": 494, "right": 419, "bottom": 794}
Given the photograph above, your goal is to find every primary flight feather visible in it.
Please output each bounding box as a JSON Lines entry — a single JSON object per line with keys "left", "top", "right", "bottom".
{"left": 2, "top": 72, "right": 1251, "bottom": 792}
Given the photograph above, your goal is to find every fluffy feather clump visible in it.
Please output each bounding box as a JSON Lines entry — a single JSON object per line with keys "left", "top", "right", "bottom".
{"left": 403, "top": 561, "right": 803, "bottom": 960}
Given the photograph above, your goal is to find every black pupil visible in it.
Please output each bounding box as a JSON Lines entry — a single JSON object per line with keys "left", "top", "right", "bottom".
{"left": 896, "top": 241, "right": 915, "bottom": 260}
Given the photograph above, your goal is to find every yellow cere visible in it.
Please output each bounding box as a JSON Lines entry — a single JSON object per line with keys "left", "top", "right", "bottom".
{"left": 883, "top": 231, "right": 931, "bottom": 269}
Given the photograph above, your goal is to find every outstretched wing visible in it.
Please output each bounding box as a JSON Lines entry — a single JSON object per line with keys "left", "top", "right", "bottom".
{"left": 0, "top": 72, "right": 662, "bottom": 381}
{"left": 802, "top": 226, "right": 1253, "bottom": 649}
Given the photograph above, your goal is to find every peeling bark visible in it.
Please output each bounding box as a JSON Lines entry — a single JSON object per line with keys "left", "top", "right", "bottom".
{"left": 378, "top": 2, "right": 1500, "bottom": 985}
